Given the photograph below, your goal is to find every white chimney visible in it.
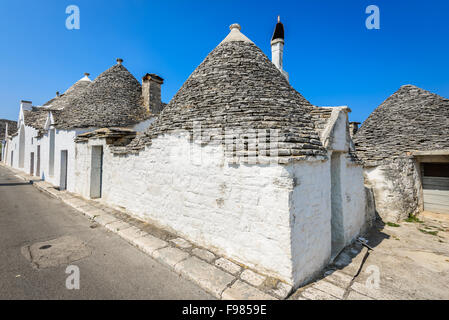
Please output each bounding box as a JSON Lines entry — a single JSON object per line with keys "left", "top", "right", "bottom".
{"left": 271, "top": 16, "right": 289, "bottom": 82}
{"left": 20, "top": 100, "right": 33, "bottom": 111}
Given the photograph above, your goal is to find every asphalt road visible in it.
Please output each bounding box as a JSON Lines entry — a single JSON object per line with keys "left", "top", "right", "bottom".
{"left": 0, "top": 166, "right": 213, "bottom": 299}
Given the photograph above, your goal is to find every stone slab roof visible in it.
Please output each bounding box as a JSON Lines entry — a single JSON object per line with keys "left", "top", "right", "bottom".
{"left": 112, "top": 25, "right": 327, "bottom": 162}
{"left": 54, "top": 64, "right": 151, "bottom": 130}
{"left": 354, "top": 85, "right": 449, "bottom": 166}
{"left": 0, "top": 119, "right": 17, "bottom": 140}
{"left": 23, "top": 107, "right": 48, "bottom": 135}
{"left": 45, "top": 76, "right": 91, "bottom": 111}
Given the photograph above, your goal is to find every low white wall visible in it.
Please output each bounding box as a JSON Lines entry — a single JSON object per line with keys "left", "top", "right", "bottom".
{"left": 339, "top": 154, "right": 368, "bottom": 244}
{"left": 364, "top": 158, "right": 421, "bottom": 222}
{"left": 287, "top": 160, "right": 332, "bottom": 286}
{"left": 40, "top": 128, "right": 97, "bottom": 189}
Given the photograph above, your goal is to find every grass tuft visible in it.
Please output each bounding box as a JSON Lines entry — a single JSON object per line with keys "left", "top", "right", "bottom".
{"left": 418, "top": 228, "right": 438, "bottom": 236}
{"left": 386, "top": 222, "right": 400, "bottom": 227}
{"left": 405, "top": 215, "right": 423, "bottom": 223}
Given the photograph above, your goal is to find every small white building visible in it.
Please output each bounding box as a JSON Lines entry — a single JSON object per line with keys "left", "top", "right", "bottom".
{"left": 71, "top": 22, "right": 370, "bottom": 288}
{"left": 354, "top": 85, "right": 449, "bottom": 221}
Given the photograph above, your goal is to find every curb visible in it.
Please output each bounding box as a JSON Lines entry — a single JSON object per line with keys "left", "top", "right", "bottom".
{"left": 4, "top": 164, "right": 288, "bottom": 300}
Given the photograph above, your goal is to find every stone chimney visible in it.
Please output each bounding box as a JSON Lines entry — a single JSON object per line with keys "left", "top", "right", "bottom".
{"left": 142, "top": 73, "right": 164, "bottom": 114}
{"left": 349, "top": 122, "right": 361, "bottom": 138}
{"left": 116, "top": 58, "right": 123, "bottom": 65}
{"left": 56, "top": 91, "right": 60, "bottom": 97}
{"left": 20, "top": 100, "right": 33, "bottom": 111}
{"left": 271, "top": 16, "right": 289, "bottom": 82}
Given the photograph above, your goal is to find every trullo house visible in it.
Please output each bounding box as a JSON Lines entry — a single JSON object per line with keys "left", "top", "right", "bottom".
{"left": 354, "top": 85, "right": 449, "bottom": 221}
{"left": 72, "top": 22, "right": 370, "bottom": 288}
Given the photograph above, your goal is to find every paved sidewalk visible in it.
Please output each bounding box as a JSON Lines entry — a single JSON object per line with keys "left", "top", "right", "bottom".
{"left": 290, "top": 215, "right": 449, "bottom": 300}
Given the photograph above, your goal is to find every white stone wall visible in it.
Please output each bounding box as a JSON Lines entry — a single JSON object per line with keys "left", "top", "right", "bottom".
{"left": 41, "top": 128, "right": 97, "bottom": 190}
{"left": 339, "top": 154, "right": 368, "bottom": 244}
{"left": 286, "top": 160, "right": 332, "bottom": 286}
{"left": 74, "top": 132, "right": 335, "bottom": 287}
{"left": 364, "top": 158, "right": 421, "bottom": 222}
{"left": 6, "top": 124, "right": 39, "bottom": 175}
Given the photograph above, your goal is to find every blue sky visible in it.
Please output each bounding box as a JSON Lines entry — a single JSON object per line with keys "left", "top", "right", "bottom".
{"left": 0, "top": 0, "right": 448, "bottom": 123}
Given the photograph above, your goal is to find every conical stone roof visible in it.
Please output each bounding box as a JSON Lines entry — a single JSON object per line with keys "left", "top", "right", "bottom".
{"left": 354, "top": 85, "right": 449, "bottom": 166}
{"left": 116, "top": 24, "right": 326, "bottom": 160}
{"left": 45, "top": 75, "right": 92, "bottom": 111}
{"left": 55, "top": 63, "right": 150, "bottom": 130}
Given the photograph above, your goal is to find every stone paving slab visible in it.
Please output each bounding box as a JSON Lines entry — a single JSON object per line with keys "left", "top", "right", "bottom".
{"left": 350, "top": 281, "right": 394, "bottom": 300}
{"left": 175, "top": 257, "right": 235, "bottom": 299}
{"left": 153, "top": 247, "right": 190, "bottom": 268}
{"left": 192, "top": 248, "right": 216, "bottom": 263}
{"left": 132, "top": 234, "right": 168, "bottom": 256}
{"left": 347, "top": 290, "right": 374, "bottom": 300}
{"left": 240, "top": 269, "right": 266, "bottom": 287}
{"left": 105, "top": 221, "right": 131, "bottom": 233}
{"left": 269, "top": 281, "right": 293, "bottom": 299}
{"left": 323, "top": 270, "right": 353, "bottom": 288}
{"left": 215, "top": 257, "right": 241, "bottom": 275}
{"left": 222, "top": 280, "right": 276, "bottom": 300}
{"left": 312, "top": 280, "right": 346, "bottom": 299}
{"left": 93, "top": 213, "right": 119, "bottom": 226}
{"left": 301, "top": 287, "right": 340, "bottom": 300}
{"left": 117, "top": 226, "right": 148, "bottom": 242}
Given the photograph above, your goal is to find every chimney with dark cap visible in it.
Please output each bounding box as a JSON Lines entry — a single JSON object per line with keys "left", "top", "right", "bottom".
{"left": 116, "top": 58, "right": 123, "bottom": 65}
{"left": 142, "top": 73, "right": 164, "bottom": 114}
{"left": 271, "top": 16, "right": 289, "bottom": 82}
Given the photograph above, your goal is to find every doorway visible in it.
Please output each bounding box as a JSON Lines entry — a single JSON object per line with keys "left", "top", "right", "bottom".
{"left": 422, "top": 163, "right": 449, "bottom": 214}
{"left": 30, "top": 152, "right": 34, "bottom": 176}
{"left": 36, "top": 146, "right": 40, "bottom": 177}
{"left": 60, "top": 150, "right": 68, "bottom": 190}
{"left": 49, "top": 128, "right": 55, "bottom": 176}
{"left": 330, "top": 152, "right": 345, "bottom": 259}
{"left": 18, "top": 124, "right": 25, "bottom": 168}
{"left": 90, "top": 146, "right": 103, "bottom": 199}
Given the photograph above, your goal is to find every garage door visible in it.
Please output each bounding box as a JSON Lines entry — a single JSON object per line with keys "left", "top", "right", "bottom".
{"left": 422, "top": 163, "right": 449, "bottom": 214}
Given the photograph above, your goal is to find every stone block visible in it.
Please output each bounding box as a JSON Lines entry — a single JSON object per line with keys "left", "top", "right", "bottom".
{"left": 153, "top": 247, "right": 189, "bottom": 268}
{"left": 240, "top": 269, "right": 266, "bottom": 287}
{"left": 132, "top": 234, "right": 168, "bottom": 255}
{"left": 105, "top": 221, "right": 131, "bottom": 232}
{"left": 215, "top": 258, "right": 241, "bottom": 275}
{"left": 347, "top": 290, "right": 374, "bottom": 300}
{"left": 117, "top": 226, "right": 148, "bottom": 242}
{"left": 301, "top": 287, "right": 340, "bottom": 300}
{"left": 269, "top": 281, "right": 293, "bottom": 299}
{"left": 170, "top": 237, "right": 192, "bottom": 249}
{"left": 222, "top": 280, "right": 276, "bottom": 300}
{"left": 312, "top": 280, "right": 346, "bottom": 299}
{"left": 192, "top": 248, "right": 215, "bottom": 263}
{"left": 93, "top": 213, "right": 119, "bottom": 226}
{"left": 324, "top": 270, "right": 353, "bottom": 288}
{"left": 175, "top": 257, "right": 235, "bottom": 298}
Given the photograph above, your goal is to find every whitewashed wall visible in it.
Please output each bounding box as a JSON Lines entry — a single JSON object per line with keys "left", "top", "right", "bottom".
{"left": 74, "top": 132, "right": 333, "bottom": 287}
{"left": 41, "top": 128, "right": 97, "bottom": 190}
{"left": 6, "top": 124, "right": 39, "bottom": 174}
{"left": 339, "top": 154, "right": 367, "bottom": 244}
{"left": 287, "top": 160, "right": 332, "bottom": 286}
{"left": 364, "top": 158, "right": 421, "bottom": 222}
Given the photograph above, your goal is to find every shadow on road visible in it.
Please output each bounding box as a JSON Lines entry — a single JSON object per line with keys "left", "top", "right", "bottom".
{"left": 0, "top": 182, "right": 32, "bottom": 186}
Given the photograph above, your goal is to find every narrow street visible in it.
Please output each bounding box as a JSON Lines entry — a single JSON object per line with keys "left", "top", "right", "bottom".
{"left": 0, "top": 166, "right": 213, "bottom": 299}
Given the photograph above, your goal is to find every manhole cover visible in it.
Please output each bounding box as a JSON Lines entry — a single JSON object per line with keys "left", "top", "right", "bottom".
{"left": 21, "top": 236, "right": 91, "bottom": 269}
